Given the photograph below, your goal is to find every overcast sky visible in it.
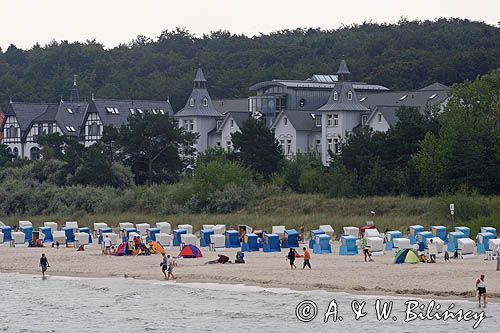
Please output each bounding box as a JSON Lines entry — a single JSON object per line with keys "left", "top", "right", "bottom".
{"left": 1, "top": 0, "right": 498, "bottom": 50}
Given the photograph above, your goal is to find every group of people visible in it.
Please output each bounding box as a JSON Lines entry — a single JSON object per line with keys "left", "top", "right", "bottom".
{"left": 286, "top": 247, "right": 311, "bottom": 270}
{"left": 160, "top": 253, "right": 175, "bottom": 280}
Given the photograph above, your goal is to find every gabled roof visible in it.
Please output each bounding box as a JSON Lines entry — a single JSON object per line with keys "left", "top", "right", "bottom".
{"left": 317, "top": 81, "right": 369, "bottom": 112}
{"left": 220, "top": 111, "right": 251, "bottom": 130}
{"left": 88, "top": 99, "right": 174, "bottom": 128}
{"left": 175, "top": 68, "right": 222, "bottom": 118}
{"left": 366, "top": 106, "right": 401, "bottom": 128}
{"left": 4, "top": 102, "right": 51, "bottom": 134}
{"left": 272, "top": 110, "right": 319, "bottom": 132}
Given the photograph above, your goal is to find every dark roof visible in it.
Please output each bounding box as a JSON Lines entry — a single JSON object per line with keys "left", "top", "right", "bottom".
{"left": 336, "top": 59, "right": 350, "bottom": 75}
{"left": 175, "top": 68, "right": 222, "bottom": 118}
{"left": 5, "top": 102, "right": 50, "bottom": 134}
{"left": 371, "top": 106, "right": 400, "bottom": 127}
{"left": 228, "top": 112, "right": 251, "bottom": 128}
{"left": 419, "top": 82, "right": 450, "bottom": 91}
{"left": 249, "top": 80, "right": 389, "bottom": 92}
{"left": 194, "top": 68, "right": 207, "bottom": 82}
{"left": 213, "top": 99, "right": 248, "bottom": 113}
{"left": 89, "top": 99, "right": 174, "bottom": 128}
{"left": 317, "top": 81, "right": 369, "bottom": 112}
{"left": 359, "top": 85, "right": 450, "bottom": 112}
{"left": 272, "top": 110, "right": 319, "bottom": 132}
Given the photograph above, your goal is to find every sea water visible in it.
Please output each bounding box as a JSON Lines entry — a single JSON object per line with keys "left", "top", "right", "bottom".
{"left": 0, "top": 273, "right": 497, "bottom": 332}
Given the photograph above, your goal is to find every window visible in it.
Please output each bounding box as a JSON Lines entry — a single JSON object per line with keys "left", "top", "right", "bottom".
{"left": 137, "top": 109, "right": 143, "bottom": 114}
{"left": 13, "top": 147, "right": 19, "bottom": 157}
{"left": 159, "top": 109, "right": 165, "bottom": 115}
{"left": 47, "top": 124, "right": 53, "bottom": 135}
{"left": 347, "top": 91, "right": 353, "bottom": 100}
{"left": 216, "top": 142, "right": 221, "bottom": 147}
{"left": 216, "top": 120, "right": 222, "bottom": 130}
{"left": 333, "top": 114, "right": 339, "bottom": 126}
{"left": 183, "top": 119, "right": 194, "bottom": 132}
{"left": 429, "top": 94, "right": 437, "bottom": 100}
{"left": 334, "top": 138, "right": 341, "bottom": 154}
{"left": 315, "top": 116, "right": 321, "bottom": 127}
{"left": 327, "top": 138, "right": 333, "bottom": 152}
{"left": 189, "top": 97, "right": 195, "bottom": 107}
{"left": 359, "top": 97, "right": 367, "bottom": 102}
{"left": 202, "top": 97, "right": 208, "bottom": 107}
{"left": 399, "top": 95, "right": 408, "bottom": 101}
{"left": 327, "top": 115, "right": 333, "bottom": 126}
{"left": 30, "top": 147, "right": 40, "bottom": 160}
{"left": 7, "top": 125, "right": 17, "bottom": 138}
{"left": 284, "top": 117, "right": 288, "bottom": 126}
{"left": 113, "top": 108, "right": 119, "bottom": 114}
{"left": 66, "top": 108, "right": 73, "bottom": 114}
{"left": 129, "top": 108, "right": 135, "bottom": 115}
{"left": 286, "top": 139, "right": 292, "bottom": 155}
{"left": 378, "top": 113, "right": 382, "bottom": 123}
{"left": 226, "top": 141, "right": 232, "bottom": 150}
{"left": 361, "top": 115, "right": 368, "bottom": 125}
{"left": 230, "top": 119, "right": 234, "bottom": 128}
{"left": 38, "top": 124, "right": 45, "bottom": 137}
{"left": 299, "top": 98, "right": 306, "bottom": 107}
{"left": 152, "top": 109, "right": 157, "bottom": 115}
{"left": 315, "top": 139, "right": 321, "bottom": 151}
{"left": 90, "top": 122, "right": 100, "bottom": 136}
{"left": 106, "top": 107, "right": 119, "bottom": 114}
{"left": 333, "top": 91, "right": 338, "bottom": 101}
{"left": 280, "top": 139, "right": 285, "bottom": 153}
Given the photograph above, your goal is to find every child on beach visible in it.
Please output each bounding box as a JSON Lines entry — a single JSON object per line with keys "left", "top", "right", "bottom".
{"left": 39, "top": 254, "right": 50, "bottom": 278}
{"left": 476, "top": 274, "right": 487, "bottom": 307}
{"left": 302, "top": 247, "right": 311, "bottom": 269}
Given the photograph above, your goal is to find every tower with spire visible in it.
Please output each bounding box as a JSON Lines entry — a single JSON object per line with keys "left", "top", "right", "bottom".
{"left": 316, "top": 59, "right": 368, "bottom": 164}
{"left": 175, "top": 68, "right": 222, "bottom": 153}
{"left": 70, "top": 74, "right": 80, "bottom": 103}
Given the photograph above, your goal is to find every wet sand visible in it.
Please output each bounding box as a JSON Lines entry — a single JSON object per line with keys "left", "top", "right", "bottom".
{"left": 1, "top": 243, "right": 498, "bottom": 301}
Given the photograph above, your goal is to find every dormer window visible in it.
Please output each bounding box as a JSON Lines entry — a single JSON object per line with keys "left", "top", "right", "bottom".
{"left": 189, "top": 97, "right": 195, "bottom": 107}
{"left": 129, "top": 108, "right": 135, "bottom": 115}
{"left": 216, "top": 120, "right": 222, "bottom": 130}
{"left": 66, "top": 108, "right": 73, "bottom": 114}
{"left": 202, "top": 97, "right": 208, "bottom": 107}
{"left": 333, "top": 91, "right": 338, "bottom": 101}
{"left": 347, "top": 91, "right": 353, "bottom": 100}
{"left": 230, "top": 119, "right": 234, "bottom": 128}
{"left": 315, "top": 116, "right": 321, "bottom": 127}
{"left": 378, "top": 113, "right": 382, "bottom": 123}
{"left": 284, "top": 117, "right": 288, "bottom": 126}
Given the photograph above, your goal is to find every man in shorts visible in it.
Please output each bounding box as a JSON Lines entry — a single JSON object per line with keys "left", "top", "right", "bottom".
{"left": 161, "top": 253, "right": 169, "bottom": 279}
{"left": 40, "top": 253, "right": 50, "bottom": 278}
{"left": 103, "top": 235, "right": 112, "bottom": 255}
{"left": 476, "top": 274, "right": 487, "bottom": 307}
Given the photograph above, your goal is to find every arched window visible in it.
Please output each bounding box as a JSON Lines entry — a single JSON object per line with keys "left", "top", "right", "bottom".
{"left": 202, "top": 97, "right": 208, "bottom": 107}
{"left": 8, "top": 125, "right": 16, "bottom": 138}
{"left": 347, "top": 91, "right": 353, "bottom": 100}
{"left": 333, "top": 91, "right": 338, "bottom": 101}
{"left": 13, "top": 147, "right": 19, "bottom": 157}
{"left": 189, "top": 97, "right": 195, "bottom": 107}
{"left": 30, "top": 147, "right": 40, "bottom": 160}
{"left": 38, "top": 124, "right": 45, "bottom": 137}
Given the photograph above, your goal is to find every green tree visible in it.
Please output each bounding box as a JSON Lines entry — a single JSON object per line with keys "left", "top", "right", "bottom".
{"left": 413, "top": 69, "right": 500, "bottom": 194}
{"left": 0, "top": 144, "right": 14, "bottom": 167}
{"left": 111, "top": 113, "right": 197, "bottom": 185}
{"left": 231, "top": 118, "right": 283, "bottom": 177}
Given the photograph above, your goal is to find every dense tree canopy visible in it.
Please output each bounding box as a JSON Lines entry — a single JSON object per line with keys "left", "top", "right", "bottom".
{"left": 0, "top": 19, "right": 499, "bottom": 110}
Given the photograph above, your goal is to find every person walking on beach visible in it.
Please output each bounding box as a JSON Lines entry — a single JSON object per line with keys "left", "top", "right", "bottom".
{"left": 496, "top": 246, "right": 500, "bottom": 271}
{"left": 428, "top": 239, "right": 438, "bottom": 263}
{"left": 163, "top": 255, "right": 175, "bottom": 280}
{"left": 103, "top": 235, "right": 112, "bottom": 255}
{"left": 361, "top": 238, "right": 373, "bottom": 262}
{"left": 287, "top": 248, "right": 297, "bottom": 270}
{"left": 39, "top": 253, "right": 50, "bottom": 278}
{"left": 476, "top": 274, "right": 487, "bottom": 307}
{"left": 161, "top": 253, "right": 169, "bottom": 279}
{"left": 302, "top": 247, "right": 311, "bottom": 270}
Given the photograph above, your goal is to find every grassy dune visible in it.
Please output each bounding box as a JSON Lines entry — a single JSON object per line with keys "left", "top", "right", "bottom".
{"left": 2, "top": 193, "right": 499, "bottom": 237}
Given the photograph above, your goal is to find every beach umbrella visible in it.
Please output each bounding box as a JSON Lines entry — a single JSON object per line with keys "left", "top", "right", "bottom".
{"left": 394, "top": 248, "right": 419, "bottom": 264}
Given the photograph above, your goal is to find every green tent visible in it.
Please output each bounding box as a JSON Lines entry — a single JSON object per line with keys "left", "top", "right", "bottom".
{"left": 394, "top": 248, "right": 419, "bottom": 264}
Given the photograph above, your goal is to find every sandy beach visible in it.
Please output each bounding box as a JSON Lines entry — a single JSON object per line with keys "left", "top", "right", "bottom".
{"left": 1, "top": 242, "right": 498, "bottom": 301}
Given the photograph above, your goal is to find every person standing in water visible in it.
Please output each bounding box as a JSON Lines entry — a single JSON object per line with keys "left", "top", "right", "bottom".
{"left": 39, "top": 254, "right": 50, "bottom": 278}
{"left": 287, "top": 248, "right": 297, "bottom": 270}
{"left": 476, "top": 274, "right": 487, "bottom": 307}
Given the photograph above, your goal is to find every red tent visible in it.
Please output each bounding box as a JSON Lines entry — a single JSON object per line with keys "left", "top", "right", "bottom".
{"left": 178, "top": 244, "right": 203, "bottom": 258}
{"left": 359, "top": 225, "right": 377, "bottom": 237}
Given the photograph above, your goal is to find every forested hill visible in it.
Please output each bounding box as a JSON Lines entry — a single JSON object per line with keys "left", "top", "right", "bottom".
{"left": 0, "top": 18, "right": 499, "bottom": 110}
